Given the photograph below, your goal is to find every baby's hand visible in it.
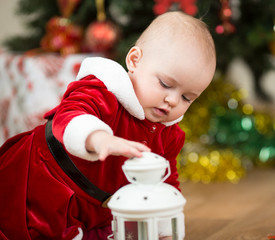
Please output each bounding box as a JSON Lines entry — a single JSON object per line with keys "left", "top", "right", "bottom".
{"left": 85, "top": 130, "right": 150, "bottom": 161}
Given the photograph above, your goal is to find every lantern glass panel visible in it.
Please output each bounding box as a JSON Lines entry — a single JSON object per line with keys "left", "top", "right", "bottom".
{"left": 171, "top": 218, "right": 178, "bottom": 240}
{"left": 124, "top": 221, "right": 148, "bottom": 240}
{"left": 158, "top": 218, "right": 180, "bottom": 240}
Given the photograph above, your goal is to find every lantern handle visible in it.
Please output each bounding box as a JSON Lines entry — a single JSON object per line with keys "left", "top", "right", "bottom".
{"left": 159, "top": 160, "right": 171, "bottom": 183}
{"left": 107, "top": 234, "right": 114, "bottom": 240}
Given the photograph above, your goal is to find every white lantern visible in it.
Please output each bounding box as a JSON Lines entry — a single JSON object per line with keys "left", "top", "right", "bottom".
{"left": 108, "top": 152, "right": 186, "bottom": 240}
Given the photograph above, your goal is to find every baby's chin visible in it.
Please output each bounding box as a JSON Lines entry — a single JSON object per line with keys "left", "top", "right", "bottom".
{"left": 144, "top": 109, "right": 183, "bottom": 124}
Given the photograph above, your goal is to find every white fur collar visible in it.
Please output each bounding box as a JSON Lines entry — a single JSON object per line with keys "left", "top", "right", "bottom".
{"left": 76, "top": 57, "right": 183, "bottom": 126}
{"left": 76, "top": 57, "right": 145, "bottom": 120}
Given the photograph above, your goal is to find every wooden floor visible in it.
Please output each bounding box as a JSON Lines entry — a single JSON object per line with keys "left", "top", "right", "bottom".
{"left": 180, "top": 168, "right": 275, "bottom": 240}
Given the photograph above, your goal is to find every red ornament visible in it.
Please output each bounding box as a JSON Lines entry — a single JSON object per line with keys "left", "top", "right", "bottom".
{"left": 85, "top": 21, "right": 120, "bottom": 52}
{"left": 40, "top": 17, "right": 83, "bottom": 55}
{"left": 216, "top": 0, "right": 236, "bottom": 35}
{"left": 153, "top": 0, "right": 172, "bottom": 15}
{"left": 153, "top": 0, "right": 197, "bottom": 16}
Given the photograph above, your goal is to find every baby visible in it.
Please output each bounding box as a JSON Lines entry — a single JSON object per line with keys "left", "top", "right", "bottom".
{"left": 0, "top": 11, "right": 215, "bottom": 240}
{"left": 86, "top": 11, "right": 216, "bottom": 162}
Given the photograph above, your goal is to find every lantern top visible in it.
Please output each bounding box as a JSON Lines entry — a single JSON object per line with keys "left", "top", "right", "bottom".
{"left": 108, "top": 152, "right": 186, "bottom": 217}
{"left": 108, "top": 182, "right": 186, "bottom": 217}
{"left": 122, "top": 152, "right": 170, "bottom": 185}
{"left": 123, "top": 152, "right": 166, "bottom": 170}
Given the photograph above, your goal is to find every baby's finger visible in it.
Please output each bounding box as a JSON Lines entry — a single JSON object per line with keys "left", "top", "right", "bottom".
{"left": 124, "top": 147, "right": 144, "bottom": 158}
{"left": 98, "top": 149, "right": 110, "bottom": 161}
{"left": 128, "top": 141, "right": 151, "bottom": 152}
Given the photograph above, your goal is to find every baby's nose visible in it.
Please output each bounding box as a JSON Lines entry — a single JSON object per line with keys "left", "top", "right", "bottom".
{"left": 164, "top": 93, "right": 179, "bottom": 107}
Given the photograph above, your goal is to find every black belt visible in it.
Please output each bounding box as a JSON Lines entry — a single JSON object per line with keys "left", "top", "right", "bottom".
{"left": 45, "top": 120, "right": 111, "bottom": 208}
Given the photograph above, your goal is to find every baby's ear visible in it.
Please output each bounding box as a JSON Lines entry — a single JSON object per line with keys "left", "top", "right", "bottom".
{"left": 125, "top": 46, "right": 142, "bottom": 72}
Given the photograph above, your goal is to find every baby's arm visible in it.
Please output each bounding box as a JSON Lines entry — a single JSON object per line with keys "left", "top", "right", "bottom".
{"left": 85, "top": 130, "right": 150, "bottom": 161}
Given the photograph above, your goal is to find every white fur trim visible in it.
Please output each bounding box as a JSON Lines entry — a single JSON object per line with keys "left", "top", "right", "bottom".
{"left": 76, "top": 57, "right": 182, "bottom": 127}
{"left": 72, "top": 228, "right": 83, "bottom": 240}
{"left": 162, "top": 115, "right": 184, "bottom": 126}
{"left": 63, "top": 114, "right": 113, "bottom": 161}
{"left": 76, "top": 57, "right": 145, "bottom": 120}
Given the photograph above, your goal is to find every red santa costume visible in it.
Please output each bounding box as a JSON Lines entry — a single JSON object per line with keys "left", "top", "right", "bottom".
{"left": 0, "top": 57, "right": 185, "bottom": 240}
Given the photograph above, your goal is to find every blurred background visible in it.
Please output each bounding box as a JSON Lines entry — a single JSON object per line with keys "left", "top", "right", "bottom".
{"left": 0, "top": 0, "right": 275, "bottom": 184}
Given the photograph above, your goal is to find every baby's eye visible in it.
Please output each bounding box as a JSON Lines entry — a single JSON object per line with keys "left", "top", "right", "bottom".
{"left": 159, "top": 79, "right": 171, "bottom": 88}
{"left": 182, "top": 95, "right": 191, "bottom": 103}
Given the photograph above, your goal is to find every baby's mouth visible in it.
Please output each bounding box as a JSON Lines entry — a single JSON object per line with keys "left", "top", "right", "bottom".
{"left": 154, "top": 107, "right": 169, "bottom": 116}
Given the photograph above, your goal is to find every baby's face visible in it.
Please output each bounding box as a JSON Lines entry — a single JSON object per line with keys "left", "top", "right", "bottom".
{"left": 127, "top": 40, "right": 215, "bottom": 123}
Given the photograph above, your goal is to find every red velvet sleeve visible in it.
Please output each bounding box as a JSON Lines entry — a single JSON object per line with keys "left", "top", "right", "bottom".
{"left": 50, "top": 75, "right": 119, "bottom": 144}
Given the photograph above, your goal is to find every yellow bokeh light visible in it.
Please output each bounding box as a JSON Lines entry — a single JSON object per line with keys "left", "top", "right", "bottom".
{"left": 242, "top": 104, "right": 254, "bottom": 115}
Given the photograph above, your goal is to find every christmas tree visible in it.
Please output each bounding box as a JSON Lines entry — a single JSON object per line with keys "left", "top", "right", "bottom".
{"left": 3, "top": 0, "right": 275, "bottom": 182}
{"left": 5, "top": 0, "right": 275, "bottom": 77}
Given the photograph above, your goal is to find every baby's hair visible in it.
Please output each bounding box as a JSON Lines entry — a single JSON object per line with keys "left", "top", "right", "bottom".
{"left": 136, "top": 11, "right": 216, "bottom": 64}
